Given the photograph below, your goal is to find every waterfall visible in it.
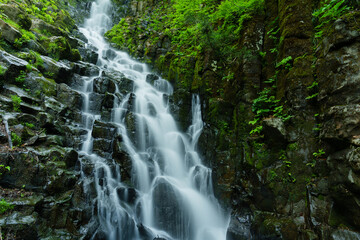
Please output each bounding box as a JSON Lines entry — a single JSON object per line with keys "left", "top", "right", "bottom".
{"left": 77, "top": 0, "right": 230, "bottom": 239}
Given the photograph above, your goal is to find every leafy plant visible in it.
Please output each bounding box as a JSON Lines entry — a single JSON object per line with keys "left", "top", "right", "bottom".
{"left": 276, "top": 56, "right": 293, "bottom": 69}
{"left": 313, "top": 0, "right": 351, "bottom": 41}
{"left": 307, "top": 149, "right": 325, "bottom": 167}
{"left": 29, "top": 50, "right": 44, "bottom": 68}
{"left": 0, "top": 164, "right": 10, "bottom": 176}
{"left": 15, "top": 71, "right": 26, "bottom": 83}
{"left": 11, "top": 132, "right": 22, "bottom": 147}
{"left": 14, "top": 30, "right": 36, "bottom": 48}
{"left": 306, "top": 81, "right": 319, "bottom": 100}
{"left": 25, "top": 123, "right": 35, "bottom": 128}
{"left": 0, "top": 199, "right": 13, "bottom": 214}
{"left": 10, "top": 95, "right": 22, "bottom": 112}
{"left": 0, "top": 65, "right": 6, "bottom": 75}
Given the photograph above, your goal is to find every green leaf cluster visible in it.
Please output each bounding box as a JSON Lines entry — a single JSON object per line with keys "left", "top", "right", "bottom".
{"left": 313, "top": 0, "right": 351, "bottom": 40}
{"left": 11, "top": 132, "right": 22, "bottom": 147}
{"left": 0, "top": 199, "right": 14, "bottom": 214}
{"left": 10, "top": 95, "right": 22, "bottom": 112}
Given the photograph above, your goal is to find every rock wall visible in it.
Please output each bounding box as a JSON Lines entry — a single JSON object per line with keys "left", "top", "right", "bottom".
{"left": 104, "top": 0, "right": 360, "bottom": 239}
{"left": 1, "top": 0, "right": 360, "bottom": 239}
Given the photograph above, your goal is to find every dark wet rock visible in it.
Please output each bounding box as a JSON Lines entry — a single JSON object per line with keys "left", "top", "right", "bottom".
{"left": 93, "top": 138, "right": 113, "bottom": 155}
{"left": 226, "top": 212, "right": 252, "bottom": 240}
{"left": 331, "top": 229, "right": 360, "bottom": 240}
{"left": 39, "top": 56, "right": 73, "bottom": 83}
{"left": 320, "top": 104, "right": 360, "bottom": 148}
{"left": 3, "top": 84, "right": 41, "bottom": 106}
{"left": 153, "top": 237, "right": 166, "bottom": 240}
{"left": 124, "top": 111, "right": 137, "bottom": 143}
{"left": 317, "top": 42, "right": 360, "bottom": 107}
{"left": 0, "top": 4, "right": 32, "bottom": 30}
{"left": 262, "top": 117, "right": 287, "bottom": 148}
{"left": 152, "top": 178, "right": 187, "bottom": 239}
{"left": 0, "top": 213, "right": 38, "bottom": 240}
{"left": 101, "top": 93, "right": 116, "bottom": 110}
{"left": 24, "top": 71, "right": 57, "bottom": 97}
{"left": 30, "top": 18, "right": 63, "bottom": 37}
{"left": 57, "top": 83, "right": 83, "bottom": 110}
{"left": 113, "top": 137, "right": 132, "bottom": 181}
{"left": 137, "top": 223, "right": 154, "bottom": 240}
{"left": 0, "top": 19, "right": 22, "bottom": 44}
{"left": 146, "top": 74, "right": 159, "bottom": 85}
{"left": 92, "top": 121, "right": 116, "bottom": 140}
{"left": 64, "top": 149, "right": 79, "bottom": 168}
{"left": 72, "top": 61, "right": 100, "bottom": 76}
{"left": 0, "top": 50, "right": 28, "bottom": 80}
{"left": 93, "top": 76, "right": 116, "bottom": 94}
{"left": 88, "top": 92, "right": 104, "bottom": 113}
{"left": 104, "top": 48, "right": 117, "bottom": 60}
{"left": 102, "top": 69, "right": 134, "bottom": 93}
{"left": 26, "top": 40, "right": 47, "bottom": 55}
{"left": 79, "top": 46, "right": 99, "bottom": 64}
{"left": 45, "top": 169, "right": 78, "bottom": 195}
{"left": 116, "top": 187, "right": 138, "bottom": 205}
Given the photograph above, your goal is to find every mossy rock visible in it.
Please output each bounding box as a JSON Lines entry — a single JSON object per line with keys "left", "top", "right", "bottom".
{"left": 44, "top": 37, "right": 80, "bottom": 62}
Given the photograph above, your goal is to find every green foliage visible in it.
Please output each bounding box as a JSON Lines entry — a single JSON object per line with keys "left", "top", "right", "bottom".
{"left": 313, "top": 0, "right": 351, "bottom": 40}
{"left": 15, "top": 70, "right": 26, "bottom": 83}
{"left": 249, "top": 87, "right": 290, "bottom": 135}
{"left": 276, "top": 56, "right": 293, "bottom": 69}
{"left": 14, "top": 30, "right": 36, "bottom": 48}
{"left": 307, "top": 149, "right": 325, "bottom": 167}
{"left": 29, "top": 50, "right": 44, "bottom": 68}
{"left": 25, "top": 122, "right": 35, "bottom": 128}
{"left": 313, "top": 148, "right": 325, "bottom": 158}
{"left": 11, "top": 95, "right": 22, "bottom": 112}
{"left": 0, "top": 164, "right": 10, "bottom": 176}
{"left": 0, "top": 199, "right": 13, "bottom": 214}
{"left": 0, "top": 65, "right": 6, "bottom": 75}
{"left": 306, "top": 81, "right": 319, "bottom": 100}
{"left": 11, "top": 132, "right": 22, "bottom": 147}
{"left": 252, "top": 88, "right": 279, "bottom": 118}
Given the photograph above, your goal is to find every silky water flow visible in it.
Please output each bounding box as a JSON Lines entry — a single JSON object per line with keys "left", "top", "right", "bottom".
{"left": 76, "top": 0, "right": 230, "bottom": 239}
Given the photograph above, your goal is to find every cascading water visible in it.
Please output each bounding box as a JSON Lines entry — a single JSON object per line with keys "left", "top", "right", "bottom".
{"left": 77, "top": 0, "right": 230, "bottom": 239}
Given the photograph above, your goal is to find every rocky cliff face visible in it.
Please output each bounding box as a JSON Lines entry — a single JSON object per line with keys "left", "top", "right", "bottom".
{"left": 0, "top": 0, "right": 133, "bottom": 239}
{"left": 104, "top": 0, "right": 360, "bottom": 239}
{"left": 1, "top": 0, "right": 360, "bottom": 239}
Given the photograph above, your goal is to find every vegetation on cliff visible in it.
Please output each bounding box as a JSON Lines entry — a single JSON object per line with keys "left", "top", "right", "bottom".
{"left": 0, "top": 0, "right": 360, "bottom": 238}
{"left": 106, "top": 0, "right": 360, "bottom": 239}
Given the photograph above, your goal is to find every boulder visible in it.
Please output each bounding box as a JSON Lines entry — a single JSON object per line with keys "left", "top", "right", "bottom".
{"left": 0, "top": 19, "right": 22, "bottom": 44}
{"left": 262, "top": 117, "right": 287, "bottom": 148}
{"left": 226, "top": 212, "right": 252, "bottom": 240}
{"left": 0, "top": 50, "right": 28, "bottom": 80}
{"left": 320, "top": 104, "right": 360, "bottom": 147}
{"left": 92, "top": 121, "right": 116, "bottom": 140}
{"left": 72, "top": 61, "right": 100, "bottom": 76}
{"left": 113, "top": 137, "right": 132, "bottom": 181}
{"left": 38, "top": 56, "right": 73, "bottom": 83}
{"left": 0, "top": 4, "right": 32, "bottom": 30}
{"left": 146, "top": 74, "right": 159, "bottom": 85}
{"left": 78, "top": 46, "right": 99, "bottom": 64}
{"left": 317, "top": 41, "right": 360, "bottom": 108}
{"left": 93, "top": 76, "right": 116, "bottom": 94}
{"left": 56, "top": 83, "right": 83, "bottom": 110}
{"left": 30, "top": 19, "right": 62, "bottom": 37}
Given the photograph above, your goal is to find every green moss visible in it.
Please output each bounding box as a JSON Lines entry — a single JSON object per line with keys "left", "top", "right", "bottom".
{"left": 0, "top": 65, "right": 6, "bottom": 75}
{"left": 11, "top": 132, "right": 22, "bottom": 146}
{"left": 0, "top": 199, "right": 14, "bottom": 214}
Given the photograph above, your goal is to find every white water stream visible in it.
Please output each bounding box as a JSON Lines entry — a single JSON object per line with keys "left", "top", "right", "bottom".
{"left": 77, "top": 0, "right": 229, "bottom": 239}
